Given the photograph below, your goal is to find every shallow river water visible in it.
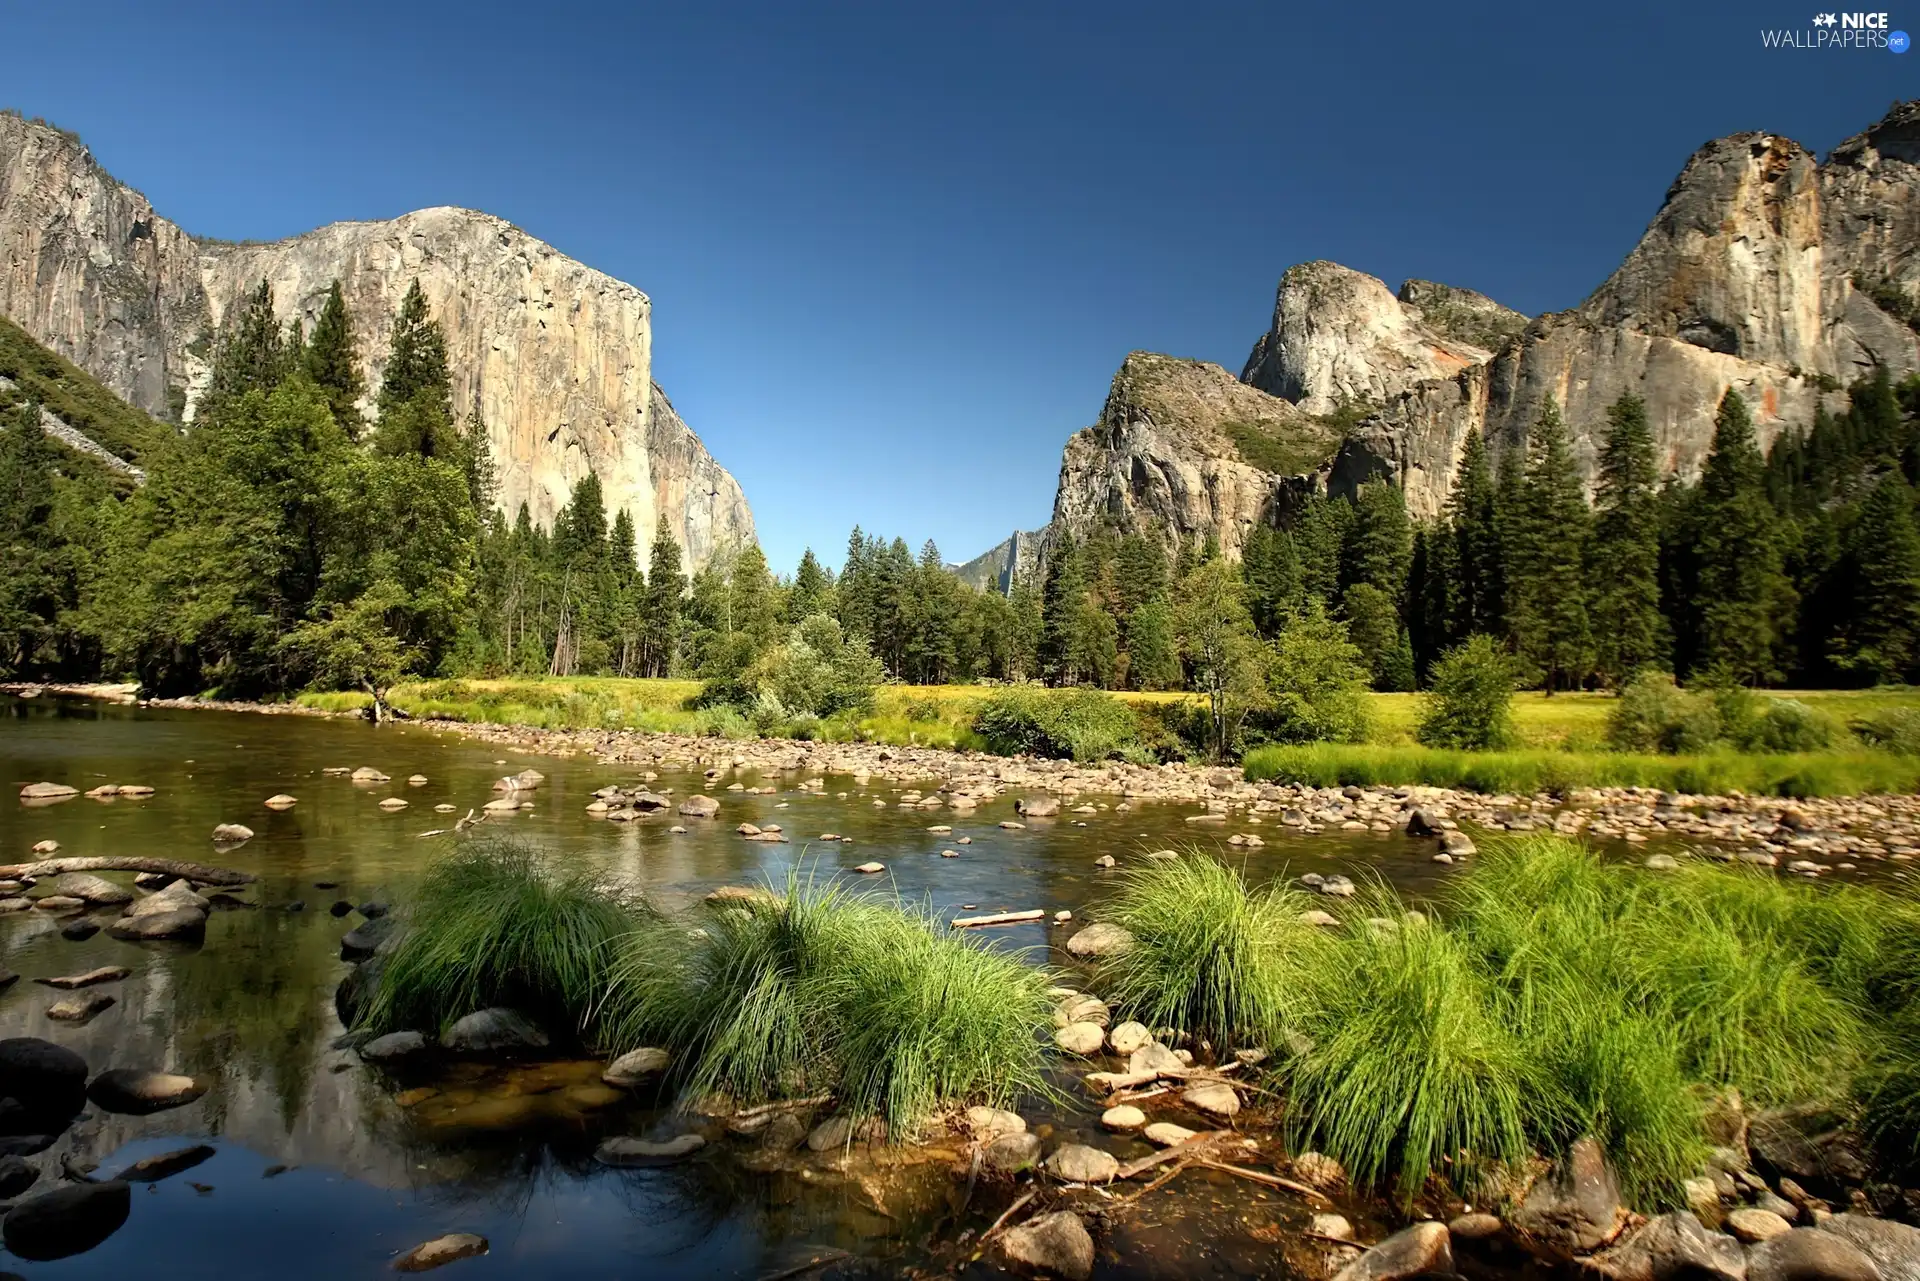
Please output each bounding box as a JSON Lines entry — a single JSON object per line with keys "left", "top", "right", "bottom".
{"left": 0, "top": 695, "right": 1475, "bottom": 1280}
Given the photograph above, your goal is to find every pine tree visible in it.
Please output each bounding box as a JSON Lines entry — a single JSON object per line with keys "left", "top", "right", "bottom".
{"left": 1038, "top": 534, "right": 1088, "bottom": 685}
{"left": 1124, "top": 594, "right": 1180, "bottom": 690}
{"left": 790, "top": 549, "right": 832, "bottom": 621}
{"left": 1241, "top": 524, "right": 1302, "bottom": 637}
{"left": 1294, "top": 494, "right": 1352, "bottom": 604}
{"left": 1589, "top": 394, "right": 1666, "bottom": 684}
{"left": 0, "top": 398, "right": 65, "bottom": 674}
{"left": 1343, "top": 482, "right": 1413, "bottom": 599}
{"left": 461, "top": 408, "right": 496, "bottom": 514}
{"left": 1695, "top": 390, "right": 1795, "bottom": 682}
{"left": 639, "top": 514, "right": 685, "bottom": 676}
{"left": 1448, "top": 429, "right": 1503, "bottom": 637}
{"left": 1507, "top": 397, "right": 1591, "bottom": 691}
{"left": 305, "top": 280, "right": 365, "bottom": 439}
{"left": 1407, "top": 524, "right": 1458, "bottom": 680}
{"left": 373, "top": 281, "right": 459, "bottom": 459}
{"left": 202, "top": 280, "right": 291, "bottom": 415}
{"left": 1832, "top": 472, "right": 1920, "bottom": 682}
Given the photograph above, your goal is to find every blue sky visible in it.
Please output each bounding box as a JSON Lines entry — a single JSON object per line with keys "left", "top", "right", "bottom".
{"left": 6, "top": 1, "right": 1916, "bottom": 573}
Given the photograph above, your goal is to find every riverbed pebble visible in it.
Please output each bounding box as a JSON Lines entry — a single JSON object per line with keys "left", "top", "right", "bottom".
{"left": 1107, "top": 1021, "right": 1151, "bottom": 1056}
{"left": 1100, "top": 1105, "right": 1147, "bottom": 1132}
{"left": 996, "top": 1210, "right": 1093, "bottom": 1281}
{"left": 1045, "top": 1143, "right": 1119, "bottom": 1183}
{"left": 87, "top": 1069, "right": 206, "bottom": 1115}
{"left": 1054, "top": 1023, "right": 1106, "bottom": 1055}
{"left": 603, "top": 1047, "right": 671, "bottom": 1087}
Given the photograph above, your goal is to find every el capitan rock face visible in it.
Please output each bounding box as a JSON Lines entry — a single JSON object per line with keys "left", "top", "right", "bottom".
{"left": 0, "top": 111, "right": 751, "bottom": 568}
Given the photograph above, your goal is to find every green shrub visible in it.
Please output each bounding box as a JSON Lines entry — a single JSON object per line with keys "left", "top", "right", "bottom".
{"left": 1099, "top": 855, "right": 1327, "bottom": 1049}
{"left": 969, "top": 686, "right": 1140, "bottom": 762}
{"left": 1854, "top": 705, "right": 1920, "bottom": 756}
{"left": 1262, "top": 599, "right": 1374, "bottom": 744}
{"left": 1417, "top": 635, "right": 1518, "bottom": 750}
{"left": 1608, "top": 672, "right": 1722, "bottom": 754}
{"left": 361, "top": 840, "right": 642, "bottom": 1041}
{"left": 971, "top": 687, "right": 1055, "bottom": 756}
{"left": 742, "top": 614, "right": 885, "bottom": 719}
{"left": 689, "top": 704, "right": 752, "bottom": 739}
{"left": 1744, "top": 699, "right": 1839, "bottom": 753}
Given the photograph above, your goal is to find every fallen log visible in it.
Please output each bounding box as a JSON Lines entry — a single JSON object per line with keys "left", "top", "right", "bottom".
{"left": 951, "top": 909, "right": 1045, "bottom": 929}
{"left": 0, "top": 856, "right": 256, "bottom": 886}
{"left": 1113, "top": 1130, "right": 1236, "bottom": 1180}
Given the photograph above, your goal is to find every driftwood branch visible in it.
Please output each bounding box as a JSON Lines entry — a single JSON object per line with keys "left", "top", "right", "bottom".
{"left": 951, "top": 909, "right": 1044, "bottom": 929}
{"left": 979, "top": 1189, "right": 1038, "bottom": 1243}
{"left": 0, "top": 856, "right": 255, "bottom": 886}
{"left": 1195, "top": 1159, "right": 1332, "bottom": 1203}
{"left": 1113, "top": 1130, "right": 1235, "bottom": 1180}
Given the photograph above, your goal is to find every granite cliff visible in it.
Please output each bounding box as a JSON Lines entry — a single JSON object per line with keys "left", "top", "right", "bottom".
{"left": 1001, "top": 99, "right": 1920, "bottom": 568}
{"left": 0, "top": 111, "right": 751, "bottom": 568}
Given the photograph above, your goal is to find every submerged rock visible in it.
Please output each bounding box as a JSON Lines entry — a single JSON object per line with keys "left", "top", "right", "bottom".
{"left": 440, "top": 1009, "right": 549, "bottom": 1057}
{"left": 114, "top": 1144, "right": 215, "bottom": 1183}
{"left": 87, "top": 1070, "right": 206, "bottom": 1115}
{"left": 394, "top": 1233, "right": 489, "bottom": 1272}
{"left": 44, "top": 992, "right": 115, "bottom": 1023}
{"left": 0, "top": 1155, "right": 39, "bottom": 1197}
{"left": 35, "top": 966, "right": 130, "bottom": 990}
{"left": 0, "top": 1038, "right": 87, "bottom": 1126}
{"left": 595, "top": 1134, "right": 705, "bottom": 1165}
{"left": 0, "top": 1180, "right": 131, "bottom": 1261}
{"left": 1332, "top": 1221, "right": 1453, "bottom": 1281}
{"left": 996, "top": 1210, "right": 1094, "bottom": 1281}
{"left": 340, "top": 916, "right": 395, "bottom": 961}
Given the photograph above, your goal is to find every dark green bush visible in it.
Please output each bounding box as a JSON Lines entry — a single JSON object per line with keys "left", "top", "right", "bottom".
{"left": 1417, "top": 634, "right": 1518, "bottom": 750}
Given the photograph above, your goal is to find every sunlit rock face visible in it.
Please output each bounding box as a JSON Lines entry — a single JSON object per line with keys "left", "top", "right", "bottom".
{"left": 0, "top": 112, "right": 751, "bottom": 568}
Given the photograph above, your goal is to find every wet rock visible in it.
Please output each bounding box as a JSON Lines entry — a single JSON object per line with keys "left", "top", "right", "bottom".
{"left": 32, "top": 896, "right": 83, "bottom": 912}
{"left": 1405, "top": 808, "right": 1445, "bottom": 837}
{"left": 349, "top": 767, "right": 389, "bottom": 783}
{"left": 1449, "top": 1213, "right": 1503, "bottom": 1241}
{"left": 394, "top": 1232, "right": 489, "bottom": 1272}
{"left": 30, "top": 840, "right": 57, "bottom": 854}
{"left": 0, "top": 1039, "right": 86, "bottom": 1125}
{"left": 1750, "top": 1106, "right": 1870, "bottom": 1188}
{"left": 0, "top": 1156, "right": 37, "bottom": 1198}
{"left": 1016, "top": 795, "right": 1061, "bottom": 818}
{"left": 340, "top": 916, "right": 395, "bottom": 961}
{"left": 984, "top": 1131, "right": 1044, "bottom": 1173}
{"left": 114, "top": 1144, "right": 215, "bottom": 1182}
{"left": 125, "top": 881, "right": 210, "bottom": 918}
{"left": 440, "top": 1009, "right": 549, "bottom": 1057}
{"left": 964, "top": 1106, "right": 1026, "bottom": 1138}
{"left": 1319, "top": 876, "right": 1357, "bottom": 898}
{"left": 1101, "top": 1105, "right": 1147, "bottom": 1131}
{"left": 360, "top": 1032, "right": 431, "bottom": 1063}
{"left": 378, "top": 798, "right": 408, "bottom": 811}
{"left": 1332, "top": 1221, "right": 1453, "bottom": 1281}
{"left": 58, "top": 921, "right": 99, "bottom": 942}
{"left": 34, "top": 967, "right": 129, "bottom": 990}
{"left": 760, "top": 1112, "right": 808, "bottom": 1151}
{"left": 1128, "top": 1043, "right": 1185, "bottom": 1076}
{"left": 211, "top": 823, "right": 254, "bottom": 843}
{"left": 1054, "top": 1023, "right": 1105, "bottom": 1056}
{"left": 17, "top": 783, "right": 78, "bottom": 801}
{"left": 996, "top": 1210, "right": 1094, "bottom": 1281}
{"left": 677, "top": 795, "right": 720, "bottom": 818}
{"left": 357, "top": 901, "right": 389, "bottom": 919}
{"left": 264, "top": 794, "right": 297, "bottom": 809}
{"left": 853, "top": 861, "right": 885, "bottom": 874}
{"left": 629, "top": 792, "right": 671, "bottom": 811}
{"left": 1065, "top": 922, "right": 1134, "bottom": 959}
{"left": 1747, "top": 1227, "right": 1882, "bottom": 1281}
{"left": 1730, "top": 1210, "right": 1797, "bottom": 1244}
{"left": 1586, "top": 1211, "right": 1745, "bottom": 1281}
{"left": 1045, "top": 1143, "right": 1119, "bottom": 1183}
{"left": 1144, "top": 1122, "right": 1197, "bottom": 1147}
{"left": 603, "top": 1047, "right": 671, "bottom": 1087}
{"left": 108, "top": 908, "right": 205, "bottom": 942}
{"left": 1511, "top": 1135, "right": 1628, "bottom": 1255}
{"left": 1053, "top": 996, "right": 1110, "bottom": 1028}
{"left": 0, "top": 971, "right": 13, "bottom": 993}
{"left": 1292, "top": 1151, "right": 1347, "bottom": 1191}
{"left": 1645, "top": 853, "right": 1680, "bottom": 871}
{"left": 87, "top": 1070, "right": 206, "bottom": 1115}
{"left": 1182, "top": 1082, "right": 1240, "bottom": 1119}
{"left": 704, "top": 885, "right": 780, "bottom": 910}
{"left": 334, "top": 957, "right": 383, "bottom": 1028}
{"left": 1820, "top": 1215, "right": 1920, "bottom": 1281}
{"left": 595, "top": 1134, "right": 706, "bottom": 1165}
{"left": 44, "top": 874, "right": 132, "bottom": 906}
{"left": 806, "top": 1116, "right": 856, "bottom": 1152}
{"left": 0, "top": 1180, "right": 130, "bottom": 1261}
{"left": 1687, "top": 1176, "right": 1729, "bottom": 1228}
{"left": 1441, "top": 831, "right": 1477, "bottom": 857}
{"left": 1107, "top": 1021, "right": 1151, "bottom": 1056}
{"left": 45, "top": 992, "right": 115, "bottom": 1023}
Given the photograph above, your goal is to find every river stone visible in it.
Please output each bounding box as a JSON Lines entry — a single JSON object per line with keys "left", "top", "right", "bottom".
{"left": 0, "top": 1038, "right": 86, "bottom": 1123}
{"left": 595, "top": 1134, "right": 706, "bottom": 1165}
{"left": 1747, "top": 1228, "right": 1883, "bottom": 1281}
{"left": 349, "top": 767, "right": 389, "bottom": 783}
{"left": 87, "top": 1069, "right": 206, "bottom": 1116}
{"left": 211, "top": 823, "right": 254, "bottom": 843}
{"left": 109, "top": 908, "right": 205, "bottom": 942}
{"left": 58, "top": 920, "right": 99, "bottom": 942}
{"left": 1144, "top": 1122, "right": 1197, "bottom": 1147}
{"left": 378, "top": 797, "right": 408, "bottom": 811}
{"left": 964, "top": 1106, "right": 1027, "bottom": 1139}
{"left": 995, "top": 1210, "right": 1094, "bottom": 1281}
{"left": 0, "top": 898, "right": 30, "bottom": 913}
{"left": 1101, "top": 1105, "right": 1147, "bottom": 1131}
{"left": 44, "top": 874, "right": 132, "bottom": 906}
{"left": 1441, "top": 831, "right": 1477, "bottom": 857}
{"left": 1053, "top": 995, "right": 1109, "bottom": 1028}
{"left": 678, "top": 795, "right": 720, "bottom": 818}
{"left": 1064, "top": 922, "right": 1134, "bottom": 960}
{"left": 1449, "top": 1213, "right": 1504, "bottom": 1241}
{"left": 32, "top": 896, "right": 83, "bottom": 912}
{"left": 361, "top": 1031, "right": 431, "bottom": 1063}
{"left": 1405, "top": 808, "right": 1445, "bottom": 837}
{"left": 0, "top": 1180, "right": 130, "bottom": 1261}
{"left": 340, "top": 916, "right": 395, "bottom": 961}
{"left": 18, "top": 783, "right": 78, "bottom": 800}
{"left": 1293, "top": 1151, "right": 1347, "bottom": 1190}
{"left": 1645, "top": 853, "right": 1680, "bottom": 870}
{"left": 1182, "top": 1082, "right": 1240, "bottom": 1119}
{"left": 1820, "top": 1216, "right": 1920, "bottom": 1281}
{"left": 34, "top": 967, "right": 129, "bottom": 991}
{"left": 394, "top": 1232, "right": 489, "bottom": 1272}
{"left": 1128, "top": 1043, "right": 1184, "bottom": 1076}
{"left": 1332, "top": 1221, "right": 1453, "bottom": 1281}
{"left": 630, "top": 792, "right": 671, "bottom": 811}
{"left": 1512, "top": 1135, "right": 1628, "bottom": 1255}
{"left": 1015, "top": 795, "right": 1061, "bottom": 818}
{"left": 603, "top": 1048, "right": 671, "bottom": 1087}
{"left": 441, "top": 1009, "right": 549, "bottom": 1056}
{"left": 1750, "top": 1106, "right": 1870, "bottom": 1187}
{"left": 264, "top": 794, "right": 297, "bottom": 810}
{"left": 1045, "top": 1143, "right": 1119, "bottom": 1183}
{"left": 1053, "top": 1023, "right": 1105, "bottom": 1055}
{"left": 1311, "top": 1213, "right": 1356, "bottom": 1241}
{"left": 1107, "top": 1021, "right": 1151, "bottom": 1056}
{"left": 1730, "top": 1209, "right": 1797, "bottom": 1243}
{"left": 1586, "top": 1211, "right": 1745, "bottom": 1281}
{"left": 113, "top": 1144, "right": 216, "bottom": 1183}
{"left": 126, "top": 882, "right": 209, "bottom": 917}
{"left": 984, "top": 1131, "right": 1044, "bottom": 1173}
{"left": 853, "top": 861, "right": 885, "bottom": 874}
{"left": 0, "top": 1155, "right": 36, "bottom": 1198}
{"left": 45, "top": 992, "right": 114, "bottom": 1022}
{"left": 805, "top": 1115, "right": 856, "bottom": 1152}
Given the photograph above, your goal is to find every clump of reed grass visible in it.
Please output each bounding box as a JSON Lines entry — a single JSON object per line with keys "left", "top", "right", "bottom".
{"left": 360, "top": 839, "right": 644, "bottom": 1039}
{"left": 1098, "top": 854, "right": 1326, "bottom": 1050}
{"left": 596, "top": 873, "right": 1057, "bottom": 1136}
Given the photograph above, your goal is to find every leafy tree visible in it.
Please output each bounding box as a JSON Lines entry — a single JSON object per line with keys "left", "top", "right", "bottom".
{"left": 745, "top": 613, "right": 886, "bottom": 718}
{"left": 1590, "top": 394, "right": 1666, "bottom": 684}
{"left": 1264, "top": 599, "right": 1373, "bottom": 743}
{"left": 280, "top": 575, "right": 413, "bottom": 723}
{"left": 1173, "top": 554, "right": 1267, "bottom": 759}
{"left": 305, "top": 279, "right": 365, "bottom": 438}
{"left": 1694, "top": 391, "right": 1795, "bottom": 682}
{"left": 1416, "top": 634, "right": 1518, "bottom": 750}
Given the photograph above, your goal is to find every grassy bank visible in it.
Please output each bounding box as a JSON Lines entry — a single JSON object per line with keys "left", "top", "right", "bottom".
{"left": 1096, "top": 838, "right": 1920, "bottom": 1206}
{"left": 1241, "top": 742, "right": 1920, "bottom": 797}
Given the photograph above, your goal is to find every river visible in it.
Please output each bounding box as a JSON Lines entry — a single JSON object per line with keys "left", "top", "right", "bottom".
{"left": 0, "top": 694, "right": 1476, "bottom": 1279}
